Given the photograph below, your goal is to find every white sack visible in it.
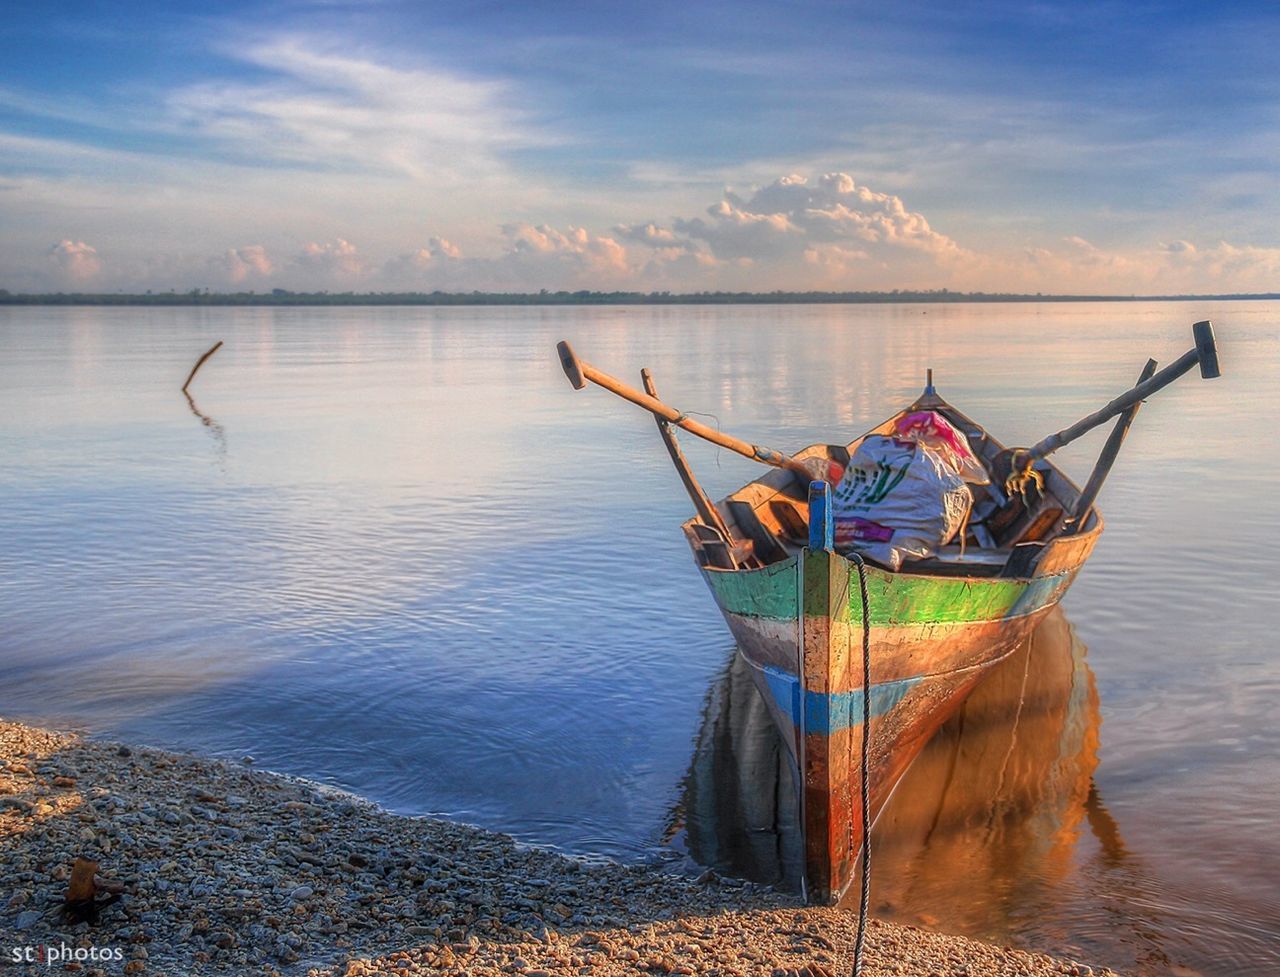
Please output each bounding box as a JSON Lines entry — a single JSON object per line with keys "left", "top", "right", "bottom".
{"left": 831, "top": 434, "right": 974, "bottom": 570}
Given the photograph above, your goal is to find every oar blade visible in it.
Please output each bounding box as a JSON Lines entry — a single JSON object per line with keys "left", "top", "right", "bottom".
{"left": 557, "top": 340, "right": 586, "bottom": 389}
{"left": 1193, "top": 320, "right": 1220, "bottom": 379}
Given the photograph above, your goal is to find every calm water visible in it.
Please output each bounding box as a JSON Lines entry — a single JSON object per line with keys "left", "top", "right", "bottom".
{"left": 0, "top": 302, "right": 1276, "bottom": 975}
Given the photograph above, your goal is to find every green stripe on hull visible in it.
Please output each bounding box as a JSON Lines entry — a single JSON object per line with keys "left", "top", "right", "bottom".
{"left": 701, "top": 557, "right": 800, "bottom": 620}
{"left": 705, "top": 556, "right": 1070, "bottom": 626}
{"left": 856, "top": 571, "right": 1068, "bottom": 625}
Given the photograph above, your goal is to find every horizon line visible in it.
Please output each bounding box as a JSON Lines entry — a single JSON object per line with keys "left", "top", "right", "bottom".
{"left": 3, "top": 288, "right": 1279, "bottom": 308}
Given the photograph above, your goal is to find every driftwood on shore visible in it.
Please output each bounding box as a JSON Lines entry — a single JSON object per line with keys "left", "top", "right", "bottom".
{"left": 61, "top": 856, "right": 122, "bottom": 923}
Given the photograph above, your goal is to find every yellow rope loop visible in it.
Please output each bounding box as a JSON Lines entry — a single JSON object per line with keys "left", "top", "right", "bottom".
{"left": 1003, "top": 449, "right": 1045, "bottom": 504}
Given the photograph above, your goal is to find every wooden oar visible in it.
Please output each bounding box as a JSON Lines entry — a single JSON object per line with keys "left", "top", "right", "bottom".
{"left": 1063, "top": 357, "right": 1157, "bottom": 534}
{"left": 1001, "top": 320, "right": 1220, "bottom": 495}
{"left": 557, "top": 340, "right": 815, "bottom": 480}
{"left": 640, "top": 367, "right": 735, "bottom": 540}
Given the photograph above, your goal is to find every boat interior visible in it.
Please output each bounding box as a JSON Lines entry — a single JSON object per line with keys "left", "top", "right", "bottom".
{"left": 684, "top": 395, "right": 1099, "bottom": 579}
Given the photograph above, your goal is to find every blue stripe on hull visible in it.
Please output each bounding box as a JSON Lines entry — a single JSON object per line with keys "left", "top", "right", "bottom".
{"left": 761, "top": 665, "right": 924, "bottom": 735}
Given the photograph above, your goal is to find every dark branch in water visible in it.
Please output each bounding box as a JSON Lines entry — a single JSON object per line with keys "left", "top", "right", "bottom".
{"left": 182, "top": 340, "right": 223, "bottom": 394}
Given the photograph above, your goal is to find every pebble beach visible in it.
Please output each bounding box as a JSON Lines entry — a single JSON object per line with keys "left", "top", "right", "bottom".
{"left": 1, "top": 719, "right": 1118, "bottom": 977}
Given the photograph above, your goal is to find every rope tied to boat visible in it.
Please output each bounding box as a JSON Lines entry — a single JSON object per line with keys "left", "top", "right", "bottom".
{"left": 848, "top": 552, "right": 872, "bottom": 977}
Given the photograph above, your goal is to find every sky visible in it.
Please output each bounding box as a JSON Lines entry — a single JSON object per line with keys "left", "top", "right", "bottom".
{"left": 2, "top": 0, "right": 1278, "bottom": 294}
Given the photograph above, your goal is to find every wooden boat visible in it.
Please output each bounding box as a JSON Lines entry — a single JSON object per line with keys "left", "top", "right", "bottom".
{"left": 556, "top": 321, "right": 1219, "bottom": 906}
{"left": 685, "top": 390, "right": 1101, "bottom": 904}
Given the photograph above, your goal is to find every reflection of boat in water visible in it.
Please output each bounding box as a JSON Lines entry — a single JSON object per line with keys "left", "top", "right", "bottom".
{"left": 867, "top": 607, "right": 1105, "bottom": 927}
{"left": 674, "top": 640, "right": 804, "bottom": 887}
{"left": 672, "top": 607, "right": 1112, "bottom": 926}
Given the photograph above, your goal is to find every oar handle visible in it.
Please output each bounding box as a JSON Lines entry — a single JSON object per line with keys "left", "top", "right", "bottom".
{"left": 557, "top": 340, "right": 814, "bottom": 479}
{"left": 1027, "top": 321, "right": 1219, "bottom": 460}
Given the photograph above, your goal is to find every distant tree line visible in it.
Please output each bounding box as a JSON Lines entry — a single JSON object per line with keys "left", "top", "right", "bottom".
{"left": 1, "top": 288, "right": 1276, "bottom": 306}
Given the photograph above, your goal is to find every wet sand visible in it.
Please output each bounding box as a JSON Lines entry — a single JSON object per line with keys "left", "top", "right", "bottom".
{"left": 0, "top": 719, "right": 1119, "bottom": 976}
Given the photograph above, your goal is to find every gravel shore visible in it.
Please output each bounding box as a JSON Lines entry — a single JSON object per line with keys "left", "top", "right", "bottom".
{"left": 1, "top": 719, "right": 1119, "bottom": 976}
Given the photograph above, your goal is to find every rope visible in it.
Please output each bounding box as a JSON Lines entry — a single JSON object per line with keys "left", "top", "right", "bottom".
{"left": 671, "top": 408, "right": 720, "bottom": 427}
{"left": 677, "top": 410, "right": 724, "bottom": 467}
{"left": 849, "top": 552, "right": 872, "bottom": 977}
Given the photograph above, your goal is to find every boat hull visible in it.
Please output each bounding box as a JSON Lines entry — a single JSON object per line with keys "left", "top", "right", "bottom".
{"left": 701, "top": 547, "right": 1086, "bottom": 904}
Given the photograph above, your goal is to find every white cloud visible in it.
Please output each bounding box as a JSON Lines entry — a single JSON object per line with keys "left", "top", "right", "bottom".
{"left": 379, "top": 237, "right": 463, "bottom": 288}
{"left": 47, "top": 240, "right": 101, "bottom": 285}
{"left": 619, "top": 173, "right": 971, "bottom": 288}
{"left": 0, "top": 38, "right": 564, "bottom": 285}
{"left": 1159, "top": 239, "right": 1280, "bottom": 290}
{"left": 613, "top": 174, "right": 1279, "bottom": 293}
{"left": 998, "top": 236, "right": 1280, "bottom": 294}
{"left": 614, "top": 222, "right": 686, "bottom": 249}
{"left": 293, "top": 238, "right": 367, "bottom": 286}
{"left": 429, "top": 237, "right": 461, "bottom": 260}
{"left": 166, "top": 36, "right": 549, "bottom": 184}
{"left": 215, "top": 245, "right": 273, "bottom": 285}
{"left": 495, "top": 223, "right": 631, "bottom": 286}
{"left": 5, "top": 171, "right": 1279, "bottom": 296}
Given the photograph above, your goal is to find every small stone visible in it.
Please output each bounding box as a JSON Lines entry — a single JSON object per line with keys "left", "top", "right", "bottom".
{"left": 116, "top": 746, "right": 132, "bottom": 758}
{"left": 15, "top": 909, "right": 42, "bottom": 930}
{"left": 289, "top": 885, "right": 314, "bottom": 901}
